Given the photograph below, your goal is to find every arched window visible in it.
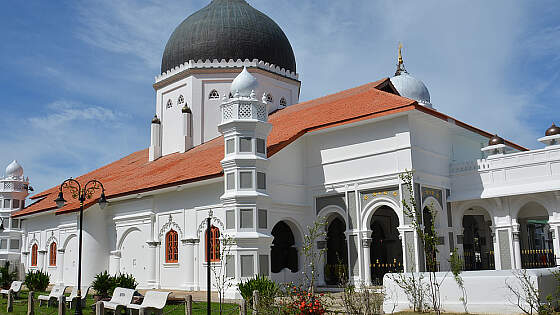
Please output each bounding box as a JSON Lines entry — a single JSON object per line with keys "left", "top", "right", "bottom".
{"left": 266, "top": 94, "right": 273, "bottom": 103}
{"left": 205, "top": 226, "right": 220, "bottom": 262}
{"left": 228, "top": 92, "right": 233, "bottom": 99}
{"left": 280, "top": 97, "right": 287, "bottom": 107}
{"left": 209, "top": 90, "right": 220, "bottom": 99}
{"left": 165, "top": 230, "right": 178, "bottom": 263}
{"left": 49, "top": 242, "right": 57, "bottom": 266}
{"left": 166, "top": 99, "right": 173, "bottom": 109}
{"left": 31, "top": 244, "right": 38, "bottom": 267}
{"left": 178, "top": 95, "right": 185, "bottom": 105}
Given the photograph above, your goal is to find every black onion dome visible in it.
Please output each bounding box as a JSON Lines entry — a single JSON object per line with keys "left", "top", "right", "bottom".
{"left": 545, "top": 123, "right": 560, "bottom": 136}
{"left": 161, "top": 0, "right": 296, "bottom": 74}
{"left": 488, "top": 134, "right": 505, "bottom": 146}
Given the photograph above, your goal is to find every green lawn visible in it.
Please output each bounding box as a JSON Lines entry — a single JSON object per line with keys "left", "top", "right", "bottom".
{"left": 0, "top": 291, "right": 240, "bottom": 315}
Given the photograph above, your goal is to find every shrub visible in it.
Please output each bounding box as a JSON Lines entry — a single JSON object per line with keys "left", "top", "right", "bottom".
{"left": 92, "top": 271, "right": 138, "bottom": 297}
{"left": 92, "top": 271, "right": 115, "bottom": 298}
{"left": 113, "top": 273, "right": 138, "bottom": 291}
{"left": 0, "top": 262, "right": 18, "bottom": 289}
{"left": 24, "top": 270, "right": 49, "bottom": 292}
{"left": 238, "top": 275, "right": 278, "bottom": 303}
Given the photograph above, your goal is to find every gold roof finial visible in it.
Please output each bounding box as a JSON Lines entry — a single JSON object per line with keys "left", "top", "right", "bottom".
{"left": 398, "top": 42, "right": 403, "bottom": 65}
{"left": 395, "top": 42, "right": 407, "bottom": 76}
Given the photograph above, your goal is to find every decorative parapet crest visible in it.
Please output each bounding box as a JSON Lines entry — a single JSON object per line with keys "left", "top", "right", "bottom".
{"left": 158, "top": 215, "right": 184, "bottom": 240}
{"left": 154, "top": 58, "right": 299, "bottom": 83}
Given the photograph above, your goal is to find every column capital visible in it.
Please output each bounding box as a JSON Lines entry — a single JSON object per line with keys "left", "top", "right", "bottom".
{"left": 181, "top": 238, "right": 199, "bottom": 244}
{"left": 146, "top": 241, "right": 161, "bottom": 247}
{"left": 57, "top": 249, "right": 65, "bottom": 254}
{"left": 362, "top": 238, "right": 372, "bottom": 248}
{"left": 110, "top": 250, "right": 121, "bottom": 257}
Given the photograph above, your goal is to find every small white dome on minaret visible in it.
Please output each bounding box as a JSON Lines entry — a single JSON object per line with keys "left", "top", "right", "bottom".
{"left": 5, "top": 160, "right": 23, "bottom": 178}
{"left": 231, "top": 67, "right": 258, "bottom": 97}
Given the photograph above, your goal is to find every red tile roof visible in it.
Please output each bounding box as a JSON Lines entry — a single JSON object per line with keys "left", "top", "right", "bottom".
{"left": 14, "top": 78, "right": 526, "bottom": 218}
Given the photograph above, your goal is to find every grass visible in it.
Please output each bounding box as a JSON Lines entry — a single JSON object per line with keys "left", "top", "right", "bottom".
{"left": 0, "top": 290, "right": 240, "bottom": 315}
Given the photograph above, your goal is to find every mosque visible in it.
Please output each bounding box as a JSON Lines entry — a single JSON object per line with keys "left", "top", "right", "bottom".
{"left": 8, "top": 0, "right": 560, "bottom": 307}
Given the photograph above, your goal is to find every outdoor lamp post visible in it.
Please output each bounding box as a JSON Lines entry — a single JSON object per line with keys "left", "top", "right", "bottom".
{"left": 54, "top": 178, "right": 108, "bottom": 315}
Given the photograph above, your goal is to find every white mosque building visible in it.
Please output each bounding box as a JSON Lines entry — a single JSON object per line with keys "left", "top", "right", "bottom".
{"left": 12, "top": 0, "right": 560, "bottom": 308}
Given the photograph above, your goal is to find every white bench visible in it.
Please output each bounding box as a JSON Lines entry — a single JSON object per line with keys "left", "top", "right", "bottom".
{"left": 102, "top": 287, "right": 135, "bottom": 313}
{"left": 126, "top": 291, "right": 170, "bottom": 315}
{"left": 38, "top": 284, "right": 66, "bottom": 307}
{"left": 0, "top": 281, "right": 22, "bottom": 298}
{"left": 66, "top": 286, "right": 90, "bottom": 309}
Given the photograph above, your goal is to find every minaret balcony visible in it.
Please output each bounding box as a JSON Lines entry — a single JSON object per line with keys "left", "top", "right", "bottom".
{"left": 221, "top": 101, "right": 267, "bottom": 123}
{"left": 0, "top": 181, "right": 28, "bottom": 192}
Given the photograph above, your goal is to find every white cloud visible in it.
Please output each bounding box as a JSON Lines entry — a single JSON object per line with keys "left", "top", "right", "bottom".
{"left": 0, "top": 100, "right": 142, "bottom": 195}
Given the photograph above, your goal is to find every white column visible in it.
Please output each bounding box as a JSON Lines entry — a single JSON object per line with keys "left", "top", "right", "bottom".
{"left": 362, "top": 238, "right": 372, "bottom": 286}
{"left": 550, "top": 224, "right": 560, "bottom": 266}
{"left": 38, "top": 250, "right": 47, "bottom": 270}
{"left": 56, "top": 249, "right": 65, "bottom": 284}
{"left": 109, "top": 250, "right": 121, "bottom": 275}
{"left": 512, "top": 226, "right": 522, "bottom": 269}
{"left": 183, "top": 239, "right": 196, "bottom": 290}
{"left": 146, "top": 241, "right": 159, "bottom": 288}
{"left": 194, "top": 240, "right": 200, "bottom": 290}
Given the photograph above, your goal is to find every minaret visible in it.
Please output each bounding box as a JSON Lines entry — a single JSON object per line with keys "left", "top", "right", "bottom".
{"left": 218, "top": 67, "right": 273, "bottom": 296}
{"left": 0, "top": 161, "right": 31, "bottom": 266}
{"left": 149, "top": 114, "right": 162, "bottom": 161}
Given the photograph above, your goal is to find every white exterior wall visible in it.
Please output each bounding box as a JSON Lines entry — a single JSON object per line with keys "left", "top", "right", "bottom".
{"left": 155, "top": 68, "right": 300, "bottom": 156}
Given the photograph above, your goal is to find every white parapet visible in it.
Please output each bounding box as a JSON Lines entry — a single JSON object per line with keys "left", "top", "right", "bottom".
{"left": 383, "top": 268, "right": 560, "bottom": 314}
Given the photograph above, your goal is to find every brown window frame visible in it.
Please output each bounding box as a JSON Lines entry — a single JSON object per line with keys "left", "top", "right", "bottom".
{"left": 31, "top": 244, "right": 38, "bottom": 267}
{"left": 206, "top": 226, "right": 221, "bottom": 262}
{"left": 49, "top": 242, "right": 57, "bottom": 266}
{"left": 165, "top": 229, "right": 179, "bottom": 263}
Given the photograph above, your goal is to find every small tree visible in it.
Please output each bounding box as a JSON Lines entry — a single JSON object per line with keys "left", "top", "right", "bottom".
{"left": 505, "top": 269, "right": 554, "bottom": 315}
{"left": 399, "top": 169, "right": 443, "bottom": 314}
{"left": 449, "top": 248, "right": 468, "bottom": 313}
{"left": 211, "top": 234, "right": 236, "bottom": 315}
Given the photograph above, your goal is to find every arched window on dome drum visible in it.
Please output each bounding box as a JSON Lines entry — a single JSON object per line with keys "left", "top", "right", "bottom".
{"left": 49, "top": 242, "right": 57, "bottom": 266}
{"left": 280, "top": 97, "right": 287, "bottom": 107}
{"left": 31, "top": 244, "right": 38, "bottom": 267}
{"left": 165, "top": 229, "right": 178, "bottom": 263}
{"left": 271, "top": 221, "right": 298, "bottom": 273}
{"left": 178, "top": 95, "right": 185, "bottom": 105}
{"left": 166, "top": 99, "right": 173, "bottom": 109}
{"left": 266, "top": 94, "right": 273, "bottom": 103}
{"left": 209, "top": 90, "right": 220, "bottom": 100}
{"left": 206, "top": 226, "right": 220, "bottom": 262}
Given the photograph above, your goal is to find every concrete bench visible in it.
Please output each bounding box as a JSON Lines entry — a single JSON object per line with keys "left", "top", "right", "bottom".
{"left": 0, "top": 281, "right": 22, "bottom": 299}
{"left": 66, "top": 286, "right": 90, "bottom": 309}
{"left": 126, "top": 291, "right": 170, "bottom": 315}
{"left": 38, "top": 284, "right": 66, "bottom": 307}
{"left": 102, "top": 287, "right": 135, "bottom": 313}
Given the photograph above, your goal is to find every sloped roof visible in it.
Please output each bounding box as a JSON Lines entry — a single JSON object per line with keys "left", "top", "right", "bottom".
{"left": 13, "top": 78, "right": 526, "bottom": 218}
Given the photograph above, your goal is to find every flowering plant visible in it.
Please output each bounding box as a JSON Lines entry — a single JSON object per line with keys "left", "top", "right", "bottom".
{"left": 287, "top": 285, "right": 327, "bottom": 315}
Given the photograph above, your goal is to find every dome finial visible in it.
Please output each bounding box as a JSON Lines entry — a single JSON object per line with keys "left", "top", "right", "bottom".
{"left": 395, "top": 42, "right": 407, "bottom": 76}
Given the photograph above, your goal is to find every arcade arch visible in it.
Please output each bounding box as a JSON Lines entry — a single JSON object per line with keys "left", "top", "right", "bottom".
{"left": 517, "top": 201, "right": 554, "bottom": 268}
{"left": 368, "top": 205, "right": 403, "bottom": 284}
{"left": 461, "top": 206, "right": 495, "bottom": 270}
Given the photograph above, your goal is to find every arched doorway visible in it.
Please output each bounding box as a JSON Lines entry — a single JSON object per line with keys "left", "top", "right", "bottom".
{"left": 324, "top": 217, "right": 347, "bottom": 285}
{"left": 370, "top": 206, "right": 403, "bottom": 285}
{"left": 518, "top": 202, "right": 554, "bottom": 269}
{"left": 271, "top": 221, "right": 298, "bottom": 274}
{"left": 462, "top": 208, "right": 494, "bottom": 270}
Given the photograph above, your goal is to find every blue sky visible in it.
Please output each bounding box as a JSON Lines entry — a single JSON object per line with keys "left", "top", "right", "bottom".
{"left": 1, "top": 0, "right": 559, "bottom": 195}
